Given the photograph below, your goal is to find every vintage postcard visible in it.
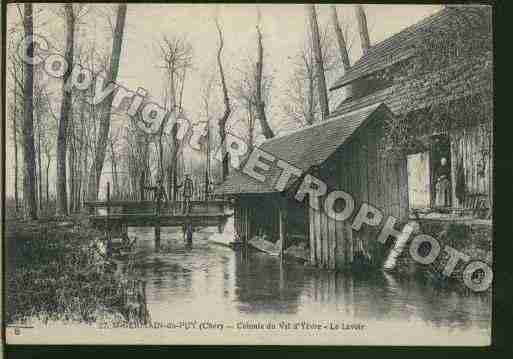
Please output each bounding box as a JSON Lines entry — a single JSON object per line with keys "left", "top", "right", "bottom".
{"left": 3, "top": 3, "right": 492, "bottom": 345}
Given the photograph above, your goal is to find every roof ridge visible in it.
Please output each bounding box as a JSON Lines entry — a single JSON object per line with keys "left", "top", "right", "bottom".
{"left": 354, "top": 7, "right": 448, "bottom": 67}
{"left": 261, "top": 103, "right": 384, "bottom": 145}
{"left": 330, "top": 6, "right": 450, "bottom": 90}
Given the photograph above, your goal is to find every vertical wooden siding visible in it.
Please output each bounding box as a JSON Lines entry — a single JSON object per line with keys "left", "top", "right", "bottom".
{"left": 450, "top": 123, "right": 492, "bottom": 209}
{"left": 308, "top": 116, "right": 409, "bottom": 269}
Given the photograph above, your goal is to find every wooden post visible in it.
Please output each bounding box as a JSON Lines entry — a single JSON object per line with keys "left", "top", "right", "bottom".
{"left": 185, "top": 220, "right": 193, "bottom": 246}
{"left": 155, "top": 188, "right": 161, "bottom": 252}
{"left": 278, "top": 197, "right": 287, "bottom": 259}
{"left": 154, "top": 226, "right": 161, "bottom": 251}
{"left": 140, "top": 173, "right": 145, "bottom": 201}
{"left": 106, "top": 181, "right": 111, "bottom": 215}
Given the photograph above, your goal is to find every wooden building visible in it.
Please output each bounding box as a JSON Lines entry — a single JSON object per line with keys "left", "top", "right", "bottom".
{"left": 216, "top": 103, "right": 407, "bottom": 268}
{"left": 215, "top": 7, "right": 492, "bottom": 270}
{"left": 328, "top": 6, "right": 493, "bottom": 217}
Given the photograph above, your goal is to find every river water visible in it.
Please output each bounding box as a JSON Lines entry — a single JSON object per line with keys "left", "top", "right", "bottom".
{"left": 119, "top": 226, "right": 491, "bottom": 345}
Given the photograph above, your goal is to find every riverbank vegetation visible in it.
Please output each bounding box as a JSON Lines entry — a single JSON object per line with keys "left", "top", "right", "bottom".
{"left": 5, "top": 209, "right": 146, "bottom": 325}
{"left": 392, "top": 219, "right": 492, "bottom": 294}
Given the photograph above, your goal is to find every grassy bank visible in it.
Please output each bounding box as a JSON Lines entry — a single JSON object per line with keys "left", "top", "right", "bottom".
{"left": 393, "top": 219, "right": 492, "bottom": 294}
{"left": 5, "top": 214, "right": 142, "bottom": 325}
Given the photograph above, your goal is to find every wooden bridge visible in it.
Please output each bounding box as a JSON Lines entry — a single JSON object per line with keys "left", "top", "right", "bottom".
{"left": 85, "top": 198, "right": 232, "bottom": 250}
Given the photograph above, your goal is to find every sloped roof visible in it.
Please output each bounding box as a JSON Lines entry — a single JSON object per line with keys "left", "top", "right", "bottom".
{"left": 330, "top": 7, "right": 452, "bottom": 91}
{"left": 215, "top": 103, "right": 391, "bottom": 195}
{"left": 328, "top": 6, "right": 492, "bottom": 118}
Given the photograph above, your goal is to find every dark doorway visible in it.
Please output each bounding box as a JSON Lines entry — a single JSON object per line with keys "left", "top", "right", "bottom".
{"left": 430, "top": 134, "right": 451, "bottom": 209}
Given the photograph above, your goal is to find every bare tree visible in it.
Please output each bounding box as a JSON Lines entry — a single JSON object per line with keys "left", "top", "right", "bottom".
{"left": 283, "top": 22, "right": 338, "bottom": 126}
{"left": 108, "top": 128, "right": 121, "bottom": 198}
{"left": 157, "top": 35, "right": 193, "bottom": 111}
{"left": 8, "top": 48, "right": 23, "bottom": 214}
{"left": 155, "top": 33, "right": 193, "bottom": 200}
{"left": 330, "top": 5, "right": 350, "bottom": 72}
{"left": 306, "top": 4, "right": 329, "bottom": 121}
{"left": 33, "top": 68, "right": 47, "bottom": 212}
{"left": 355, "top": 5, "right": 370, "bottom": 55}
{"left": 200, "top": 72, "right": 217, "bottom": 196}
{"left": 124, "top": 117, "right": 151, "bottom": 200}
{"left": 55, "top": 4, "right": 75, "bottom": 216}
{"left": 232, "top": 59, "right": 273, "bottom": 147}
{"left": 255, "top": 12, "right": 274, "bottom": 139}
{"left": 80, "top": 42, "right": 104, "bottom": 205}
{"left": 41, "top": 121, "right": 55, "bottom": 211}
{"left": 215, "top": 17, "right": 231, "bottom": 182}
{"left": 88, "top": 4, "right": 127, "bottom": 201}
{"left": 22, "top": 3, "right": 38, "bottom": 219}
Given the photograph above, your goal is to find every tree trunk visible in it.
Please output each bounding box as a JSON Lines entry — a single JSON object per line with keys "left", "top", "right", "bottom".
{"left": 167, "top": 165, "right": 173, "bottom": 202}
{"left": 22, "top": 3, "right": 38, "bottom": 220}
{"left": 215, "top": 18, "right": 231, "bottom": 182}
{"left": 69, "top": 117, "right": 76, "bottom": 213}
{"left": 87, "top": 4, "right": 127, "bottom": 200}
{"left": 37, "top": 114, "right": 43, "bottom": 211}
{"left": 255, "top": 23, "right": 274, "bottom": 139}
{"left": 307, "top": 60, "right": 315, "bottom": 125}
{"left": 46, "top": 155, "right": 51, "bottom": 210}
{"left": 56, "top": 4, "right": 75, "bottom": 216}
{"left": 74, "top": 98, "right": 86, "bottom": 211}
{"left": 355, "top": 5, "right": 370, "bottom": 55}
{"left": 110, "top": 140, "right": 118, "bottom": 198}
{"left": 330, "top": 5, "right": 351, "bottom": 72}
{"left": 82, "top": 123, "right": 89, "bottom": 206}
{"left": 169, "top": 69, "right": 176, "bottom": 110}
{"left": 12, "top": 66, "right": 20, "bottom": 214}
{"left": 167, "top": 69, "right": 178, "bottom": 200}
{"left": 205, "top": 118, "right": 211, "bottom": 198}
{"left": 76, "top": 146, "right": 82, "bottom": 211}
{"left": 306, "top": 4, "right": 330, "bottom": 121}
{"left": 248, "top": 102, "right": 255, "bottom": 150}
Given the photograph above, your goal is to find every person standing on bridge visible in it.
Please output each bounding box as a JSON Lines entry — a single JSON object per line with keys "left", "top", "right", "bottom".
{"left": 177, "top": 174, "right": 194, "bottom": 214}
{"left": 145, "top": 177, "right": 168, "bottom": 206}
{"left": 155, "top": 177, "right": 168, "bottom": 204}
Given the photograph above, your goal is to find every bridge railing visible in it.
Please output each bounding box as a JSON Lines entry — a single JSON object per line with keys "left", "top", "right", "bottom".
{"left": 101, "top": 179, "right": 226, "bottom": 203}
{"left": 84, "top": 182, "right": 230, "bottom": 216}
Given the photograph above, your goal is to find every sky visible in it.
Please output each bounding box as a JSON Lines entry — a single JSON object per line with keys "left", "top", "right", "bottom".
{"left": 117, "top": 4, "right": 442, "bottom": 129}
{"left": 5, "top": 4, "right": 442, "bottom": 197}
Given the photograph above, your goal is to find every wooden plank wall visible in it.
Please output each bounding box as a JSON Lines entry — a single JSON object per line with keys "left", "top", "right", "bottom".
{"left": 450, "top": 122, "right": 492, "bottom": 209}
{"left": 308, "top": 116, "right": 409, "bottom": 269}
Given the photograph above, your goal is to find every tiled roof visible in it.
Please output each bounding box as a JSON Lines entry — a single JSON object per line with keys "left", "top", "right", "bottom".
{"left": 215, "top": 103, "right": 391, "bottom": 195}
{"left": 329, "top": 7, "right": 452, "bottom": 91}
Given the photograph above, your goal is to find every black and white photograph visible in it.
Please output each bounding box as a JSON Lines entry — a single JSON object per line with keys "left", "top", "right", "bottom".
{"left": 3, "top": 3, "right": 493, "bottom": 345}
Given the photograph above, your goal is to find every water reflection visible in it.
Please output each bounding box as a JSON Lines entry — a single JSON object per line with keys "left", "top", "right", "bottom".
{"left": 122, "top": 227, "right": 490, "bottom": 331}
